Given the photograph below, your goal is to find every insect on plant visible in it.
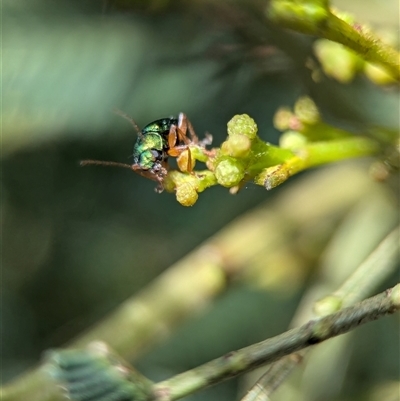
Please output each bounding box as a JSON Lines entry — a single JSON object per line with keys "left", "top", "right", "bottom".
{"left": 81, "top": 111, "right": 211, "bottom": 192}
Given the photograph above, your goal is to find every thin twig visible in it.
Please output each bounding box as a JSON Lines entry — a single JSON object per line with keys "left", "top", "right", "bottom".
{"left": 240, "top": 226, "right": 400, "bottom": 401}
{"left": 267, "top": 1, "right": 400, "bottom": 81}
{"left": 153, "top": 284, "right": 400, "bottom": 400}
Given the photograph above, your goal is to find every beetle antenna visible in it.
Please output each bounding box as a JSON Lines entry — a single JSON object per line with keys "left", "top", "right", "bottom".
{"left": 113, "top": 108, "right": 143, "bottom": 137}
{"left": 80, "top": 159, "right": 133, "bottom": 170}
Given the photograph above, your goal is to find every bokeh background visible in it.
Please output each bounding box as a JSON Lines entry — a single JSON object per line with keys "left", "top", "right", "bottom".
{"left": 2, "top": 1, "right": 399, "bottom": 400}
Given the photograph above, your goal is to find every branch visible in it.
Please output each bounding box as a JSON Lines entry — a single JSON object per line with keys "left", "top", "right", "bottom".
{"left": 153, "top": 284, "right": 400, "bottom": 400}
{"left": 1, "top": 165, "right": 388, "bottom": 401}
{"left": 12, "top": 283, "right": 398, "bottom": 401}
{"left": 267, "top": 0, "right": 400, "bottom": 81}
{"left": 240, "top": 226, "right": 400, "bottom": 401}
{"left": 254, "top": 137, "right": 377, "bottom": 189}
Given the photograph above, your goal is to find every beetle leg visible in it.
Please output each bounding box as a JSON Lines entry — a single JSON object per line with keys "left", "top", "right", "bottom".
{"left": 169, "top": 119, "right": 191, "bottom": 149}
{"left": 171, "top": 113, "right": 200, "bottom": 146}
{"left": 133, "top": 164, "right": 167, "bottom": 181}
{"left": 167, "top": 116, "right": 188, "bottom": 149}
{"left": 200, "top": 132, "right": 213, "bottom": 147}
{"left": 167, "top": 146, "right": 185, "bottom": 157}
{"left": 132, "top": 163, "right": 168, "bottom": 192}
{"left": 184, "top": 115, "right": 199, "bottom": 144}
{"left": 177, "top": 113, "right": 187, "bottom": 140}
{"left": 175, "top": 113, "right": 193, "bottom": 145}
{"left": 168, "top": 145, "right": 193, "bottom": 173}
{"left": 168, "top": 125, "right": 178, "bottom": 149}
{"left": 154, "top": 162, "right": 169, "bottom": 192}
{"left": 186, "top": 147, "right": 193, "bottom": 172}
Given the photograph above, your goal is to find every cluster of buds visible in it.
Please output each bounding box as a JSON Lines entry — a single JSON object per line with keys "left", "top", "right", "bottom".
{"left": 165, "top": 114, "right": 274, "bottom": 206}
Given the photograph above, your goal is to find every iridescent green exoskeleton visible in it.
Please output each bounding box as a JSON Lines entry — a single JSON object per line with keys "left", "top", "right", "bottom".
{"left": 81, "top": 111, "right": 209, "bottom": 192}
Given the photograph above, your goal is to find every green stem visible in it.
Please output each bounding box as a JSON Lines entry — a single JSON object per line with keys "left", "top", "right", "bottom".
{"left": 301, "top": 137, "right": 378, "bottom": 166}
{"left": 241, "top": 226, "right": 400, "bottom": 401}
{"left": 254, "top": 137, "right": 378, "bottom": 189}
{"left": 324, "top": 13, "right": 400, "bottom": 79}
{"left": 267, "top": 0, "right": 400, "bottom": 81}
{"left": 153, "top": 284, "right": 400, "bottom": 400}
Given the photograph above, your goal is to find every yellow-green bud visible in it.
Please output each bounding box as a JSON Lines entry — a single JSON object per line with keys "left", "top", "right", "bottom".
{"left": 176, "top": 182, "right": 198, "bottom": 207}
{"left": 314, "top": 39, "right": 361, "bottom": 84}
{"left": 279, "top": 130, "right": 308, "bottom": 149}
{"left": 294, "top": 96, "right": 320, "bottom": 124}
{"left": 227, "top": 114, "right": 258, "bottom": 139}
{"left": 221, "top": 134, "right": 251, "bottom": 158}
{"left": 215, "top": 158, "right": 245, "bottom": 187}
{"left": 273, "top": 107, "right": 293, "bottom": 131}
{"left": 313, "top": 295, "right": 343, "bottom": 316}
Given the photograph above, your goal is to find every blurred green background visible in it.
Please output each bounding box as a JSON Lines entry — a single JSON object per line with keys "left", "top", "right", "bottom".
{"left": 2, "top": 1, "right": 399, "bottom": 400}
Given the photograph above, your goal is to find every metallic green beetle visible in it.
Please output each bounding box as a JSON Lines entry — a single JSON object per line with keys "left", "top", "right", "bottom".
{"left": 81, "top": 111, "right": 208, "bottom": 192}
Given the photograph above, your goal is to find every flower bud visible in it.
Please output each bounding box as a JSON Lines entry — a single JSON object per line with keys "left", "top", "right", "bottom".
{"left": 215, "top": 158, "right": 245, "bottom": 187}
{"left": 294, "top": 96, "right": 320, "bottom": 124}
{"left": 227, "top": 114, "right": 258, "bottom": 139}
{"left": 221, "top": 134, "right": 251, "bottom": 158}
{"left": 176, "top": 182, "right": 198, "bottom": 207}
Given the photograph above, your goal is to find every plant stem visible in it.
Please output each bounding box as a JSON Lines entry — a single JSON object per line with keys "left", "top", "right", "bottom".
{"left": 267, "top": 0, "right": 400, "bottom": 81}
{"left": 255, "top": 137, "right": 378, "bottom": 189}
{"left": 153, "top": 284, "right": 400, "bottom": 400}
{"left": 240, "top": 226, "right": 400, "bottom": 401}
